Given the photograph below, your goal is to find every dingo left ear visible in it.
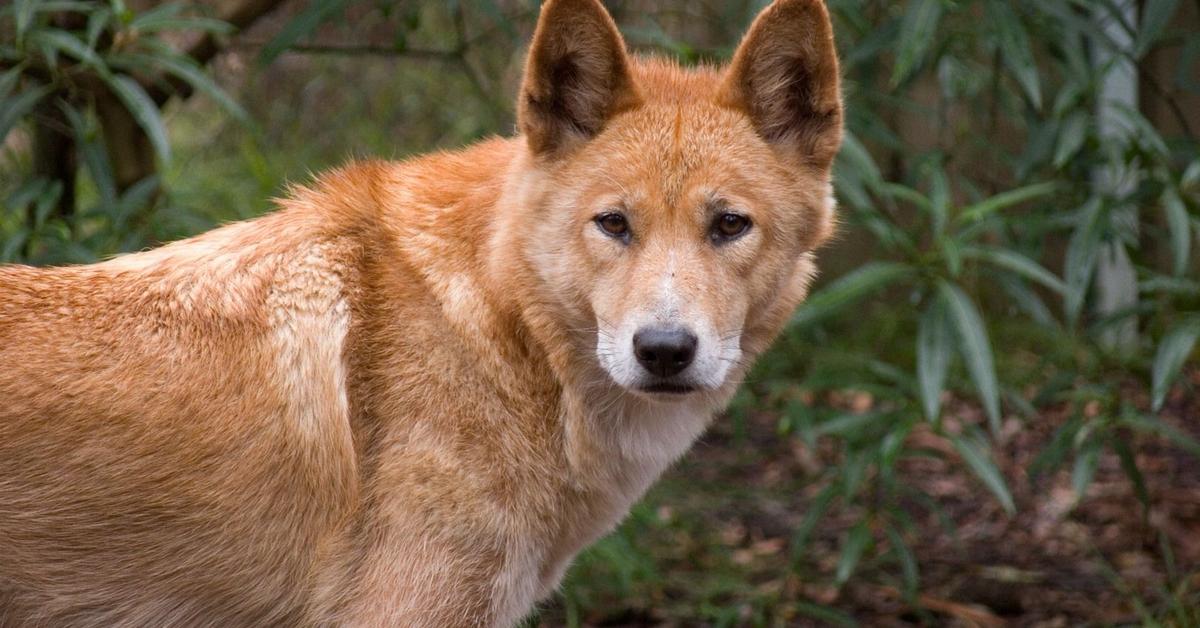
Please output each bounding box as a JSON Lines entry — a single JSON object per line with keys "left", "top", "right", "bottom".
{"left": 518, "top": 0, "right": 641, "bottom": 156}
{"left": 719, "top": 0, "right": 843, "bottom": 170}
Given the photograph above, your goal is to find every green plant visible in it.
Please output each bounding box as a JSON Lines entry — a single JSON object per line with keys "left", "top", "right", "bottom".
{"left": 738, "top": 0, "right": 1200, "bottom": 600}
{"left": 1, "top": 0, "right": 250, "bottom": 264}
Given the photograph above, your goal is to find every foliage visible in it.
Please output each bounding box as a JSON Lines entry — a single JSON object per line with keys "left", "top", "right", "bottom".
{"left": 755, "top": 0, "right": 1200, "bottom": 599}
{"left": 0, "top": 0, "right": 247, "bottom": 264}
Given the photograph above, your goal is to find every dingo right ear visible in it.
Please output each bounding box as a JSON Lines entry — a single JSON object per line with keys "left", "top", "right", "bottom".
{"left": 517, "top": 0, "right": 641, "bottom": 156}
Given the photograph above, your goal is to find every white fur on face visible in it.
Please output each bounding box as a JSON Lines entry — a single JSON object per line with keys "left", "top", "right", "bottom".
{"left": 595, "top": 256, "right": 742, "bottom": 398}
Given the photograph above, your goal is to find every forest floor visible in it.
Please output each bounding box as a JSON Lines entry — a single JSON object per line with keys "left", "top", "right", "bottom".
{"left": 534, "top": 369, "right": 1200, "bottom": 627}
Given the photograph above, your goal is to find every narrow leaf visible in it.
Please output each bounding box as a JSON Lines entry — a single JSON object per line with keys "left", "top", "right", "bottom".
{"left": 113, "top": 52, "right": 251, "bottom": 126}
{"left": 1126, "top": 415, "right": 1200, "bottom": 458}
{"left": 29, "top": 29, "right": 104, "bottom": 67}
{"left": 835, "top": 520, "right": 872, "bottom": 585}
{"left": 791, "top": 262, "right": 914, "bottom": 328}
{"left": 950, "top": 434, "right": 1015, "bottom": 515}
{"left": 1064, "top": 198, "right": 1105, "bottom": 324}
{"left": 1136, "top": 0, "right": 1179, "bottom": 57}
{"left": 1071, "top": 438, "right": 1100, "bottom": 503}
{"left": 939, "top": 282, "right": 1002, "bottom": 431}
{"left": 0, "top": 84, "right": 54, "bottom": 142}
{"left": 892, "top": 0, "right": 944, "bottom": 86}
{"left": 917, "top": 298, "right": 952, "bottom": 422}
{"left": 958, "top": 181, "right": 1058, "bottom": 224}
{"left": 962, "top": 246, "right": 1068, "bottom": 294}
{"left": 99, "top": 75, "right": 170, "bottom": 163}
{"left": 986, "top": 0, "right": 1042, "bottom": 108}
{"left": 1053, "top": 111, "right": 1089, "bottom": 168}
{"left": 1162, "top": 187, "right": 1191, "bottom": 277}
{"left": 1151, "top": 317, "right": 1200, "bottom": 411}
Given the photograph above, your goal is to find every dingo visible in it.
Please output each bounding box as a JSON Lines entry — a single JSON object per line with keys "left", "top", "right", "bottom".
{"left": 0, "top": 0, "right": 841, "bottom": 625}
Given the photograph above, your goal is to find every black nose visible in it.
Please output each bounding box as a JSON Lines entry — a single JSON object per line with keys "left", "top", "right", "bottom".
{"left": 633, "top": 328, "right": 698, "bottom": 378}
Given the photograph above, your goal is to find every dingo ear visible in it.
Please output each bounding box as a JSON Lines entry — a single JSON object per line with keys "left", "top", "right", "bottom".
{"left": 719, "top": 0, "right": 842, "bottom": 169}
{"left": 518, "top": 0, "right": 640, "bottom": 156}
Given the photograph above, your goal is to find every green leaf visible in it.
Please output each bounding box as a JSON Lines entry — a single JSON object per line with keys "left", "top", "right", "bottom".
{"left": 86, "top": 7, "right": 112, "bottom": 50}
{"left": 791, "top": 262, "right": 914, "bottom": 328}
{"left": 962, "top": 246, "right": 1068, "bottom": 294}
{"left": 917, "top": 298, "right": 952, "bottom": 422}
{"left": 835, "top": 520, "right": 872, "bottom": 585}
{"left": 60, "top": 103, "right": 116, "bottom": 205}
{"left": 1064, "top": 198, "right": 1105, "bottom": 324}
{"left": 1162, "top": 187, "right": 1192, "bottom": 277}
{"left": 0, "top": 83, "right": 54, "bottom": 142}
{"left": 99, "top": 74, "right": 170, "bottom": 163}
{"left": 790, "top": 482, "right": 838, "bottom": 558}
{"left": 15, "top": 0, "right": 35, "bottom": 40}
{"left": 1053, "top": 111, "right": 1089, "bottom": 168}
{"left": 259, "top": 0, "right": 350, "bottom": 64}
{"left": 958, "top": 181, "right": 1058, "bottom": 224}
{"left": 812, "top": 412, "right": 884, "bottom": 438}
{"left": 1136, "top": 0, "right": 1179, "bottom": 57}
{"left": 1151, "top": 317, "right": 1200, "bottom": 412}
{"left": 884, "top": 523, "right": 919, "bottom": 599}
{"left": 1071, "top": 437, "right": 1100, "bottom": 503}
{"left": 1126, "top": 415, "right": 1200, "bottom": 458}
{"left": 28, "top": 28, "right": 104, "bottom": 67}
{"left": 997, "top": 274, "right": 1056, "bottom": 327}
{"left": 938, "top": 282, "right": 1001, "bottom": 432}
{"left": 892, "top": 0, "right": 944, "bottom": 86}
{"left": 111, "top": 52, "right": 251, "bottom": 126}
{"left": 840, "top": 130, "right": 883, "bottom": 189}
{"left": 1111, "top": 437, "right": 1149, "bottom": 511}
{"left": 986, "top": 0, "right": 1042, "bottom": 109}
{"left": 0, "top": 66, "right": 20, "bottom": 100}
{"left": 949, "top": 434, "right": 1015, "bottom": 515}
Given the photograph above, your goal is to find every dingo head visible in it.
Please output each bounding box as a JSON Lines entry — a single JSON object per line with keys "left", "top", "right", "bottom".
{"left": 514, "top": 0, "right": 842, "bottom": 401}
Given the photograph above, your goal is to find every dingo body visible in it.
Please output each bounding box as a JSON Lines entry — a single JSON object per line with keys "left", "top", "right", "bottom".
{"left": 0, "top": 1, "right": 842, "bottom": 625}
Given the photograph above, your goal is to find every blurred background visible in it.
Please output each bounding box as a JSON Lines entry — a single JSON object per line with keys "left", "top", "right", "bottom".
{"left": 2, "top": 0, "right": 1199, "bottom": 625}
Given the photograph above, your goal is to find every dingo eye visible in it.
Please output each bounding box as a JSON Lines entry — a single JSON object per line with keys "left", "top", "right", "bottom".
{"left": 595, "top": 212, "right": 630, "bottom": 241}
{"left": 712, "top": 213, "right": 751, "bottom": 242}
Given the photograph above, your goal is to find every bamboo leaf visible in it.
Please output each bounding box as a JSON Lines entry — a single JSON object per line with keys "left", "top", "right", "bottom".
{"left": 99, "top": 74, "right": 170, "bottom": 163}
{"left": 1126, "top": 415, "right": 1200, "bottom": 458}
{"left": 1136, "top": 0, "right": 1179, "bottom": 57}
{"left": 884, "top": 523, "right": 919, "bottom": 599}
{"left": 1064, "top": 198, "right": 1105, "bottom": 324}
{"left": 1151, "top": 317, "right": 1200, "bottom": 411}
{"left": 939, "top": 282, "right": 1002, "bottom": 432}
{"left": 791, "top": 262, "right": 914, "bottom": 328}
{"left": 986, "top": 0, "right": 1042, "bottom": 109}
{"left": 917, "top": 298, "right": 952, "bottom": 422}
{"left": 962, "top": 246, "right": 1068, "bottom": 294}
{"left": 1111, "top": 437, "right": 1149, "bottom": 511}
{"left": 0, "top": 83, "right": 54, "bottom": 142}
{"left": 1053, "top": 111, "right": 1089, "bottom": 168}
{"left": 111, "top": 52, "right": 251, "bottom": 126}
{"left": 892, "top": 0, "right": 944, "bottom": 86}
{"left": 950, "top": 434, "right": 1015, "bottom": 515}
{"left": 1162, "top": 187, "right": 1192, "bottom": 277}
{"left": 835, "top": 520, "right": 872, "bottom": 585}
{"left": 958, "top": 181, "right": 1058, "bottom": 224}
{"left": 1071, "top": 437, "right": 1100, "bottom": 503}
{"left": 29, "top": 28, "right": 104, "bottom": 67}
